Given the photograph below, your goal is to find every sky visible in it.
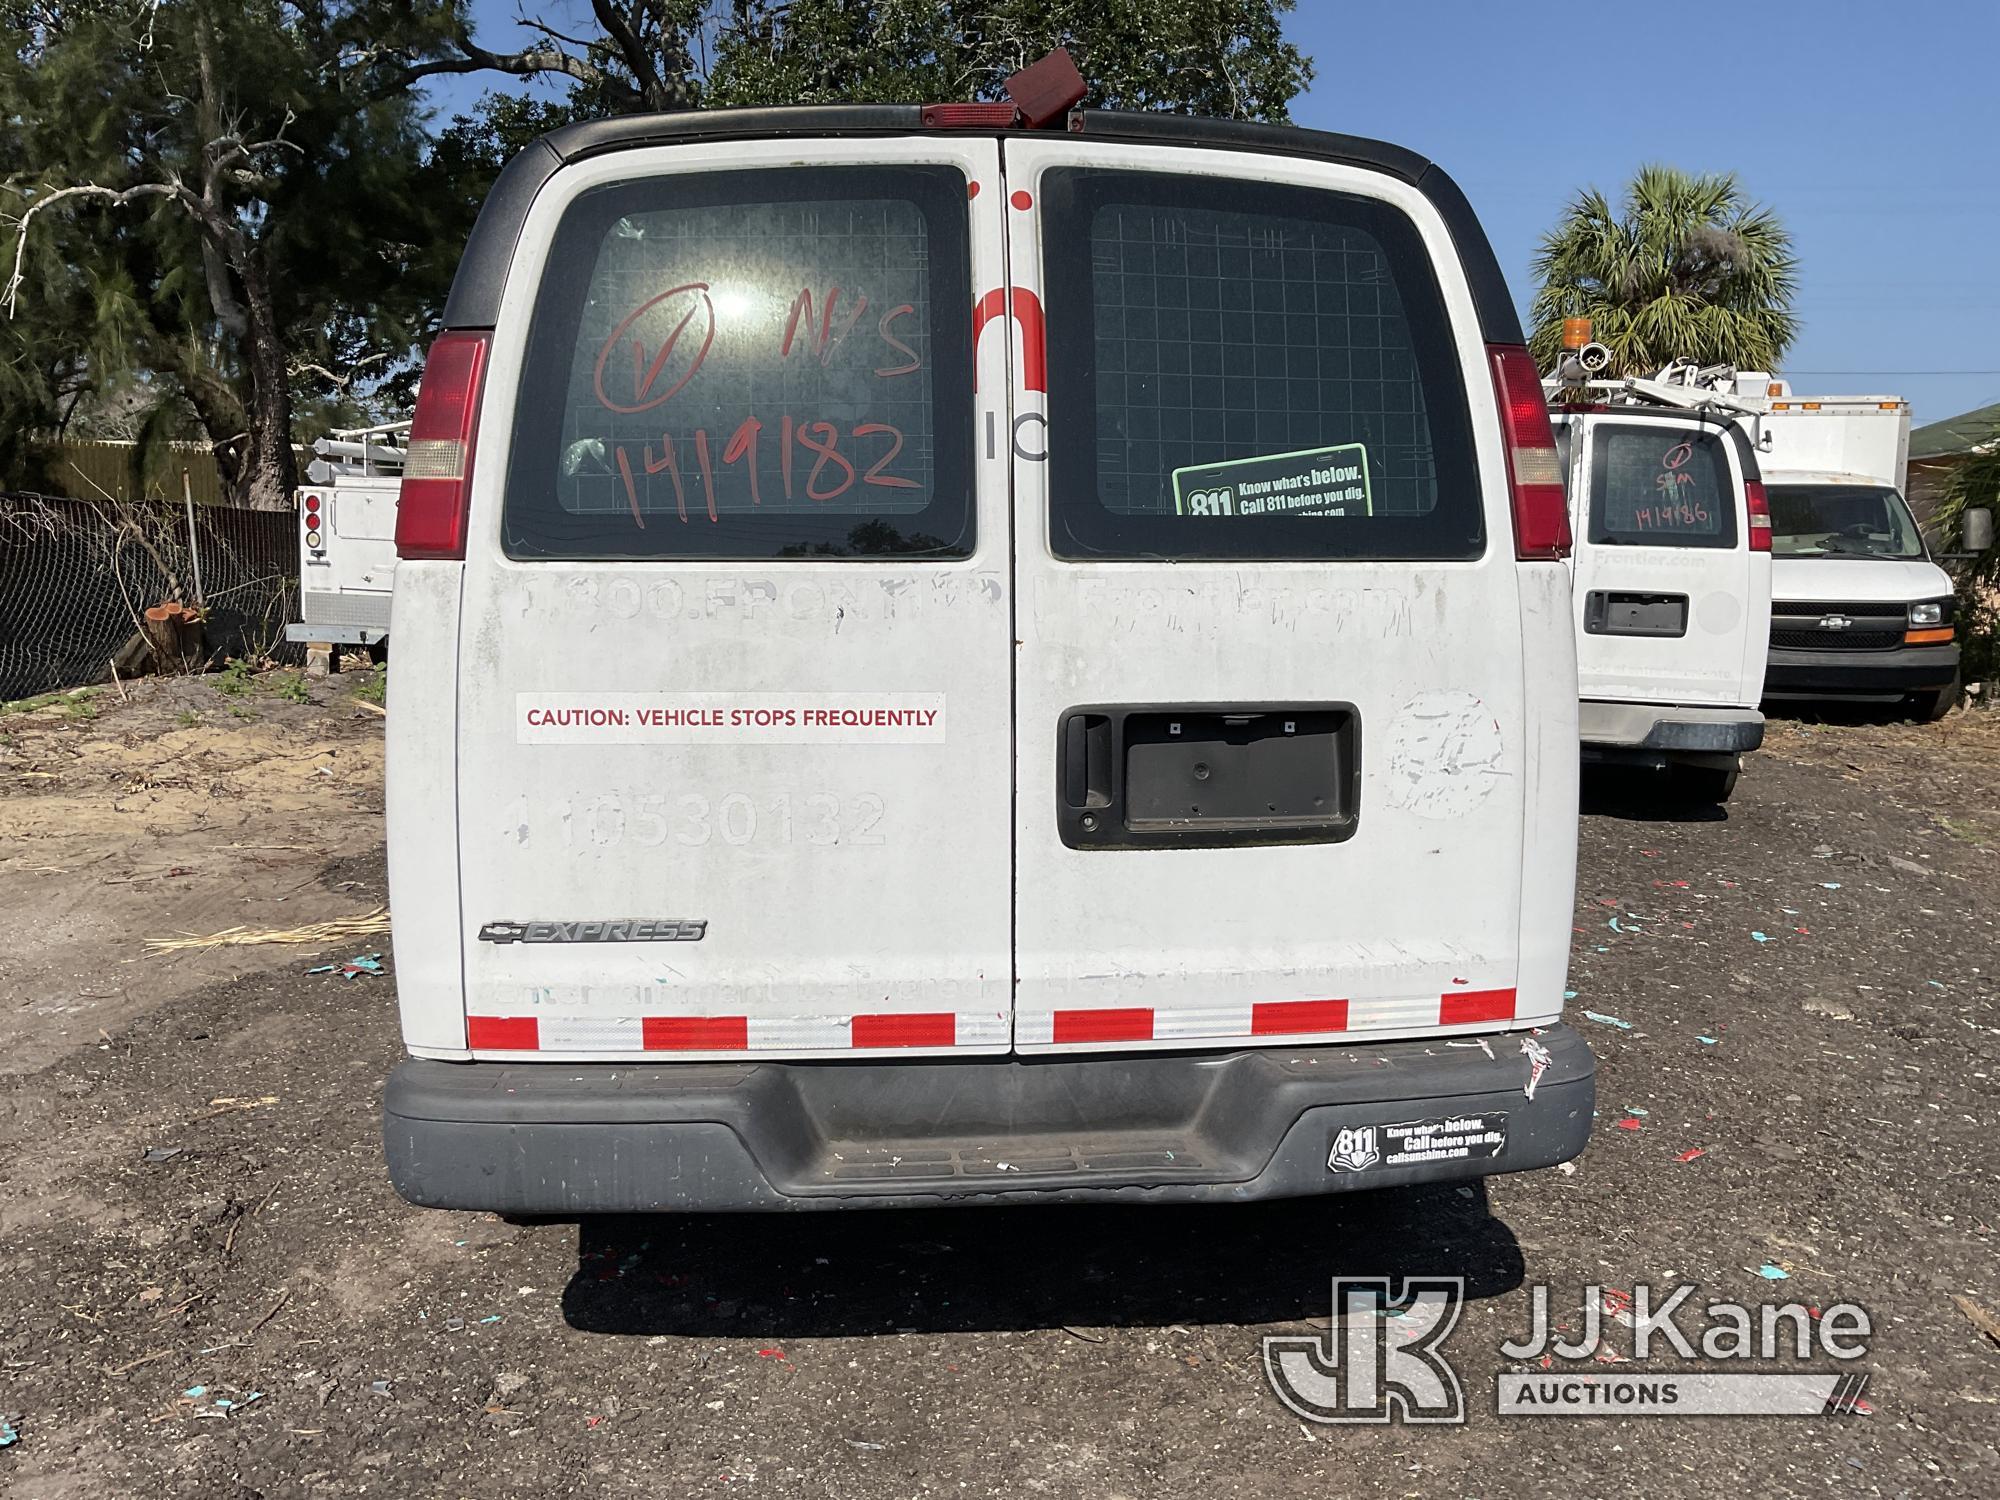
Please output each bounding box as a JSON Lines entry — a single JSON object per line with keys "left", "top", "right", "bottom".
{"left": 441, "top": 0, "right": 2000, "bottom": 425}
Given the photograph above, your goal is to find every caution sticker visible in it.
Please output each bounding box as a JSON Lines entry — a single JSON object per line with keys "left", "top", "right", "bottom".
{"left": 1172, "top": 443, "right": 1373, "bottom": 520}
{"left": 1327, "top": 1113, "right": 1509, "bottom": 1174}
{"left": 517, "top": 692, "right": 945, "bottom": 745}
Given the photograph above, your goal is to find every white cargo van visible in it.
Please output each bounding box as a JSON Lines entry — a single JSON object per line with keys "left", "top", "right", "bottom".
{"left": 380, "top": 93, "right": 1594, "bottom": 1212}
{"left": 1757, "top": 396, "right": 1961, "bottom": 720}
{"left": 1549, "top": 402, "right": 1771, "bottom": 802}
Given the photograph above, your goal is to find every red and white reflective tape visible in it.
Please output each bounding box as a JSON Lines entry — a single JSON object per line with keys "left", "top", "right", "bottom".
{"left": 465, "top": 988, "right": 1524, "bottom": 1053}
{"left": 1018, "top": 987, "right": 1521, "bottom": 1047}
{"left": 466, "top": 1010, "right": 1010, "bottom": 1053}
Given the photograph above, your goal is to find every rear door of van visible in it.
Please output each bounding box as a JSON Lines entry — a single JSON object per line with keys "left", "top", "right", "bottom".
{"left": 1565, "top": 412, "right": 1770, "bottom": 711}
{"left": 434, "top": 121, "right": 1575, "bottom": 1063}
{"left": 1004, "top": 133, "right": 1574, "bottom": 1050}
{"left": 451, "top": 137, "right": 1015, "bottom": 1058}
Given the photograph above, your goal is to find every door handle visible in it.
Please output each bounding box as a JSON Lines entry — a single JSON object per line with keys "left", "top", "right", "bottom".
{"left": 1061, "top": 713, "right": 1113, "bottom": 809}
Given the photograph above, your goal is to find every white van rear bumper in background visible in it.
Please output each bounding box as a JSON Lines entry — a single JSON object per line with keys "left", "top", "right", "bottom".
{"left": 383, "top": 1025, "right": 1594, "bottom": 1212}
{"left": 1578, "top": 701, "right": 1765, "bottom": 755}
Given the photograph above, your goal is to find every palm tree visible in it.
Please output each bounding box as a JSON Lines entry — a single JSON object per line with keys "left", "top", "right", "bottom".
{"left": 1529, "top": 164, "right": 1800, "bottom": 378}
{"left": 1937, "top": 427, "right": 2000, "bottom": 579}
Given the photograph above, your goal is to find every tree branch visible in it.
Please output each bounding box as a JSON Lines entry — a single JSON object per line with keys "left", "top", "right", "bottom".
{"left": 2, "top": 183, "right": 175, "bottom": 317}
{"left": 291, "top": 350, "right": 391, "bottom": 394}
{"left": 514, "top": 8, "right": 599, "bottom": 53}
{"left": 360, "top": 6, "right": 694, "bottom": 112}
{"left": 190, "top": 17, "right": 250, "bottom": 341}
{"left": 591, "top": 0, "right": 658, "bottom": 93}
{"left": 382, "top": 38, "right": 612, "bottom": 97}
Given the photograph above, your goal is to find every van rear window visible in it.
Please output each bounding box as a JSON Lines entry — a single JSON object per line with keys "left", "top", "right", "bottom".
{"left": 1039, "top": 169, "right": 1482, "bottom": 561}
{"left": 502, "top": 166, "right": 974, "bottom": 560}
{"left": 1587, "top": 424, "right": 1738, "bottom": 548}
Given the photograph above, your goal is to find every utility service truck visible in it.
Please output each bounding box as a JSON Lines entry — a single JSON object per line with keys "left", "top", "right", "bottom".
{"left": 285, "top": 420, "right": 405, "bottom": 671}
{"left": 1545, "top": 335, "right": 1771, "bottom": 804}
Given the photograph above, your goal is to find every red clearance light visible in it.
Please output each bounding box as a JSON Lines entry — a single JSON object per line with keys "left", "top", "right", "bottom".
{"left": 924, "top": 48, "right": 1087, "bottom": 130}
{"left": 1487, "top": 344, "right": 1571, "bottom": 560}
{"left": 1745, "top": 479, "right": 1771, "bottom": 552}
{"left": 922, "top": 103, "right": 1018, "bottom": 129}
{"left": 396, "top": 331, "right": 489, "bottom": 561}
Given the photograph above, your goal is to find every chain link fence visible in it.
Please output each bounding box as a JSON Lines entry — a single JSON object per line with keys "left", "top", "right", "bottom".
{"left": 0, "top": 493, "right": 301, "bottom": 702}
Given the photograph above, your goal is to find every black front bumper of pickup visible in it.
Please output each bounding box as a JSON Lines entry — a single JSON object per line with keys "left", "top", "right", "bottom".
{"left": 384, "top": 1025, "right": 1595, "bottom": 1213}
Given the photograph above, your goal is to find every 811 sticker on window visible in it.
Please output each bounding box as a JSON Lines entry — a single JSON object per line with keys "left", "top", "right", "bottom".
{"left": 1171, "top": 442, "right": 1373, "bottom": 519}
{"left": 1327, "top": 1113, "right": 1509, "bottom": 1174}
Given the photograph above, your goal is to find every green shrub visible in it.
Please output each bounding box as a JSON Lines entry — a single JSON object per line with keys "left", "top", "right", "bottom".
{"left": 1932, "top": 431, "right": 2000, "bottom": 688}
{"left": 214, "top": 659, "right": 254, "bottom": 697}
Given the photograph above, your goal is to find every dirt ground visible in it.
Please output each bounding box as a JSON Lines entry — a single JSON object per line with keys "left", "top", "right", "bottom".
{"left": 0, "top": 671, "right": 385, "bottom": 1080}
{"left": 1, "top": 678, "right": 1996, "bottom": 1498}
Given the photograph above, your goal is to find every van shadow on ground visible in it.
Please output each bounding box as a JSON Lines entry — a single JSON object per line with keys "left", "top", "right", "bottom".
{"left": 1578, "top": 765, "right": 1730, "bottom": 823}
{"left": 556, "top": 1183, "right": 1523, "bottom": 1338}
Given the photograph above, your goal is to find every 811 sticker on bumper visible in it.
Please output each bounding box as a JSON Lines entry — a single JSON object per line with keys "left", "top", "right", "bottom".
{"left": 1327, "top": 1113, "right": 1509, "bottom": 1173}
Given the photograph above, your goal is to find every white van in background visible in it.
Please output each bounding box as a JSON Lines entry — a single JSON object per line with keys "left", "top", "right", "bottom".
{"left": 1550, "top": 402, "right": 1770, "bottom": 803}
{"left": 379, "top": 85, "right": 1595, "bottom": 1214}
{"left": 1756, "top": 396, "right": 1961, "bottom": 720}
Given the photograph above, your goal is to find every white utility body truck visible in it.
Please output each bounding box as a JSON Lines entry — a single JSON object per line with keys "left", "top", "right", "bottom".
{"left": 285, "top": 420, "right": 405, "bottom": 665}
{"left": 1546, "top": 355, "right": 1772, "bottom": 803}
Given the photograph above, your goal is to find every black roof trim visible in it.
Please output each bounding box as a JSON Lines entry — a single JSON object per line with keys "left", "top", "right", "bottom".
{"left": 1070, "top": 110, "right": 1430, "bottom": 183}
{"left": 441, "top": 105, "right": 1523, "bottom": 345}
{"left": 443, "top": 137, "right": 561, "bottom": 332}
{"left": 546, "top": 103, "right": 927, "bottom": 161}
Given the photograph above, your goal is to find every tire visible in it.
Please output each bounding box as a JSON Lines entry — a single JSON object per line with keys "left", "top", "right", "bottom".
{"left": 1671, "top": 762, "right": 1738, "bottom": 805}
{"left": 1912, "top": 675, "right": 1960, "bottom": 723}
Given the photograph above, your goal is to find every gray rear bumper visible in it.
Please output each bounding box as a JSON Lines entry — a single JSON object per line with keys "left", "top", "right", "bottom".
{"left": 1578, "top": 700, "right": 1765, "bottom": 754}
{"left": 383, "top": 1024, "right": 1595, "bottom": 1212}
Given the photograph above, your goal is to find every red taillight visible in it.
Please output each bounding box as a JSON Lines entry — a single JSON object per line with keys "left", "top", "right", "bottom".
{"left": 395, "top": 331, "right": 489, "bottom": 560}
{"left": 1487, "top": 344, "right": 1571, "bottom": 560}
{"left": 921, "top": 103, "right": 1017, "bottom": 129}
{"left": 1745, "top": 479, "right": 1771, "bottom": 552}
{"left": 304, "top": 493, "right": 320, "bottom": 516}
